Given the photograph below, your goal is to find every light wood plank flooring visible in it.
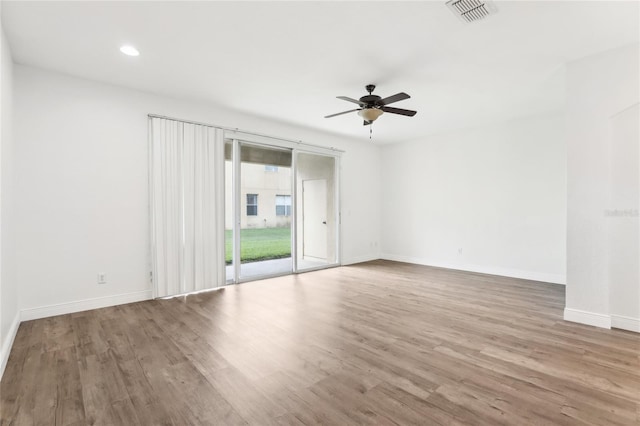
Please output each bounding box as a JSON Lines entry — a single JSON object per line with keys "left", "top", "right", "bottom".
{"left": 2, "top": 260, "right": 639, "bottom": 425}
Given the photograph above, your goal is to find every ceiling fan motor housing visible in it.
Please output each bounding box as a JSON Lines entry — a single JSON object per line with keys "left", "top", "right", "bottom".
{"left": 359, "top": 94, "right": 382, "bottom": 106}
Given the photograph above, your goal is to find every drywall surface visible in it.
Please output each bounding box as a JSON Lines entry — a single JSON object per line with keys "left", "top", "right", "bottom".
{"left": 607, "top": 103, "right": 639, "bottom": 329}
{"left": 14, "top": 65, "right": 381, "bottom": 315}
{"left": 381, "top": 113, "right": 566, "bottom": 284}
{"left": 0, "top": 18, "right": 18, "bottom": 377}
{"left": 565, "top": 44, "right": 639, "bottom": 328}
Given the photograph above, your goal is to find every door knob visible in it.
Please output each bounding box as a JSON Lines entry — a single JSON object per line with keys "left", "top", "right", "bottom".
{"left": 322, "top": 221, "right": 327, "bottom": 224}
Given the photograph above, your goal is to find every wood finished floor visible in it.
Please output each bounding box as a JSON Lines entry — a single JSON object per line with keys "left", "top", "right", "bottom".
{"left": 2, "top": 260, "right": 639, "bottom": 425}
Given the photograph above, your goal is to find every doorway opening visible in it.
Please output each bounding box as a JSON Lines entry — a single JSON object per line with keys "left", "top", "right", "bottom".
{"left": 296, "top": 152, "right": 338, "bottom": 271}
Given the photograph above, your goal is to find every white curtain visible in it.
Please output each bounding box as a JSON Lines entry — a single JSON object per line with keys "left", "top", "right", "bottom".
{"left": 149, "top": 117, "right": 224, "bottom": 298}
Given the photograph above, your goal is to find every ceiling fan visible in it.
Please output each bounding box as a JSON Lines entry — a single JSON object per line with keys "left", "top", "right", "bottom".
{"left": 325, "top": 84, "right": 417, "bottom": 126}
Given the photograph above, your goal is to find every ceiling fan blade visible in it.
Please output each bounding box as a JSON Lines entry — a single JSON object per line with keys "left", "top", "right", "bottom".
{"left": 381, "top": 106, "right": 417, "bottom": 117}
{"left": 337, "top": 96, "right": 366, "bottom": 106}
{"left": 324, "top": 108, "right": 361, "bottom": 118}
{"left": 376, "top": 92, "right": 410, "bottom": 106}
{"left": 363, "top": 120, "right": 372, "bottom": 126}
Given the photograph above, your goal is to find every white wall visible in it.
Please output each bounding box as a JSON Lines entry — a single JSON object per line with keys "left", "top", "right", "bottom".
{"left": 380, "top": 113, "right": 566, "bottom": 284}
{"left": 14, "top": 65, "right": 381, "bottom": 319}
{"left": 565, "top": 44, "right": 640, "bottom": 330}
{"left": 608, "top": 104, "right": 639, "bottom": 331}
{"left": 0, "top": 15, "right": 18, "bottom": 377}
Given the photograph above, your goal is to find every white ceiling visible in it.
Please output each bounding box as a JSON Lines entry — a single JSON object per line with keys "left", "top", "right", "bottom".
{"left": 3, "top": 1, "right": 639, "bottom": 144}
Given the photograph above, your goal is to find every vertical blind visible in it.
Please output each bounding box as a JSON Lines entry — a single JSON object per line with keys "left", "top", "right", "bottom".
{"left": 149, "top": 117, "right": 225, "bottom": 297}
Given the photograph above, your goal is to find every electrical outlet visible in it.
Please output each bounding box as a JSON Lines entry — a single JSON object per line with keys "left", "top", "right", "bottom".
{"left": 458, "top": 248, "right": 463, "bottom": 255}
{"left": 97, "top": 273, "right": 107, "bottom": 284}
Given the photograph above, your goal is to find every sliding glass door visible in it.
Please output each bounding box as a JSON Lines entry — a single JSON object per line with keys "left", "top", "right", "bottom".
{"left": 295, "top": 152, "right": 339, "bottom": 271}
{"left": 149, "top": 116, "right": 341, "bottom": 292}
{"left": 225, "top": 139, "right": 339, "bottom": 283}
{"left": 239, "top": 142, "right": 293, "bottom": 279}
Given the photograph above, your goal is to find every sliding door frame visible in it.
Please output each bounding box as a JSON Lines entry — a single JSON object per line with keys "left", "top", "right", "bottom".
{"left": 291, "top": 151, "right": 299, "bottom": 274}
{"left": 232, "top": 139, "right": 241, "bottom": 283}
{"left": 224, "top": 131, "right": 341, "bottom": 284}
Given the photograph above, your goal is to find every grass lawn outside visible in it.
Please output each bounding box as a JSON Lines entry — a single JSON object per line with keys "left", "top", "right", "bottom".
{"left": 225, "top": 227, "right": 291, "bottom": 264}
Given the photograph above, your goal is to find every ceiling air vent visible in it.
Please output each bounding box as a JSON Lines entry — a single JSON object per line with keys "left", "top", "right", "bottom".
{"left": 446, "top": 0, "right": 497, "bottom": 23}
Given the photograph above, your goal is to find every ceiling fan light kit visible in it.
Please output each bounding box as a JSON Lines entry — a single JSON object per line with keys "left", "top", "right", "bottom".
{"left": 358, "top": 108, "right": 383, "bottom": 122}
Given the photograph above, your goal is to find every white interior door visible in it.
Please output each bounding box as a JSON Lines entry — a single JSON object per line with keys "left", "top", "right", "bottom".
{"left": 302, "top": 179, "right": 327, "bottom": 260}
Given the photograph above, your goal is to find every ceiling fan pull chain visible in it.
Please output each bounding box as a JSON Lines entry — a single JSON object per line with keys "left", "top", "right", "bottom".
{"left": 370, "top": 123, "right": 372, "bottom": 140}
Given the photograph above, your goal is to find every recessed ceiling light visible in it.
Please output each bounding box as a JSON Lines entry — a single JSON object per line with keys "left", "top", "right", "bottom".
{"left": 120, "top": 45, "right": 140, "bottom": 57}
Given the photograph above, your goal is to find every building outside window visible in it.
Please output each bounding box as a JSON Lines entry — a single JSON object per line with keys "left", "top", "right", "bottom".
{"left": 264, "top": 165, "right": 278, "bottom": 172}
{"left": 246, "top": 194, "right": 258, "bottom": 216}
{"left": 276, "top": 195, "right": 291, "bottom": 216}
{"left": 226, "top": 164, "right": 292, "bottom": 228}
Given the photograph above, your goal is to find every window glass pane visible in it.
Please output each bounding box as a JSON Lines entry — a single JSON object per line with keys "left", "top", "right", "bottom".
{"left": 247, "top": 193, "right": 257, "bottom": 216}
{"left": 276, "top": 194, "right": 291, "bottom": 216}
{"left": 239, "top": 142, "right": 292, "bottom": 280}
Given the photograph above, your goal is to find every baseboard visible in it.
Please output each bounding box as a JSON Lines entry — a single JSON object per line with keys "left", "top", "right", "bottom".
{"left": 20, "top": 290, "right": 153, "bottom": 322}
{"left": 564, "top": 308, "right": 611, "bottom": 329}
{"left": 0, "top": 312, "right": 21, "bottom": 380}
{"left": 380, "top": 253, "right": 566, "bottom": 285}
{"left": 342, "top": 254, "right": 380, "bottom": 266}
{"left": 611, "top": 315, "right": 640, "bottom": 333}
